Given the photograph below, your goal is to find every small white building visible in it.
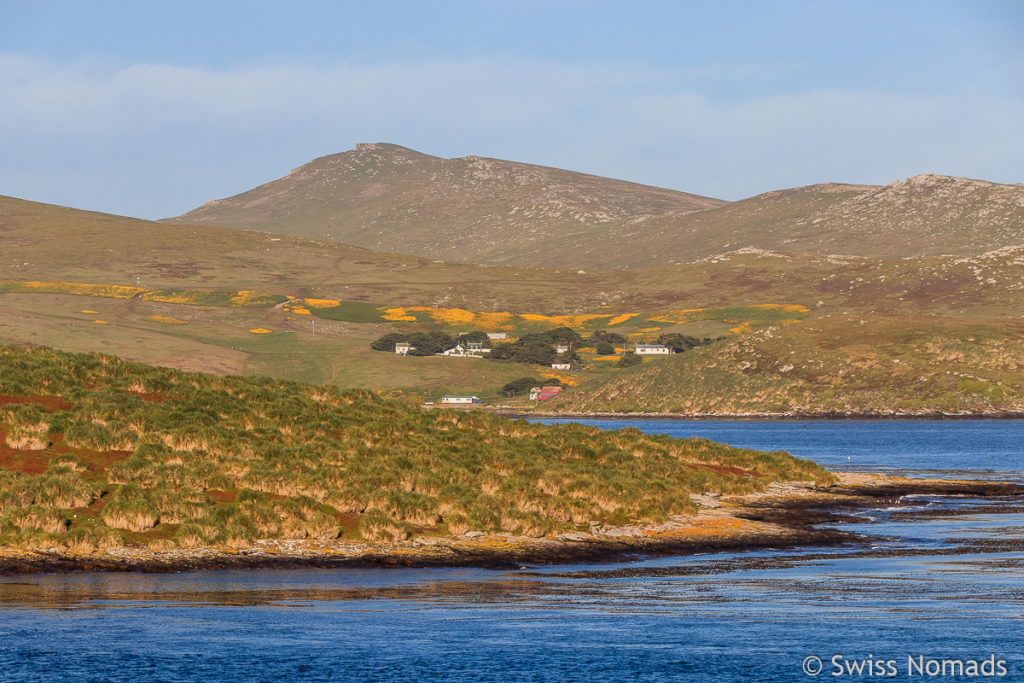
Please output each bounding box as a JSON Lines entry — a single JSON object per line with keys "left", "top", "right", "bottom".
{"left": 555, "top": 344, "right": 570, "bottom": 354}
{"left": 551, "top": 363, "right": 571, "bottom": 370}
{"left": 441, "top": 395, "right": 482, "bottom": 405}
{"left": 486, "top": 332, "right": 507, "bottom": 340}
{"left": 441, "top": 344, "right": 488, "bottom": 357}
{"left": 635, "top": 344, "right": 671, "bottom": 355}
{"left": 395, "top": 342, "right": 412, "bottom": 356}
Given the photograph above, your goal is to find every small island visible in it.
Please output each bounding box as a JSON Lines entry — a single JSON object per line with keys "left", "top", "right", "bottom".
{"left": 2, "top": 344, "right": 1017, "bottom": 574}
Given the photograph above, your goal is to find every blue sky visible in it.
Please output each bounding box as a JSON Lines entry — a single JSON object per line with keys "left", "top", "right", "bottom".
{"left": 2, "top": 0, "right": 1022, "bottom": 218}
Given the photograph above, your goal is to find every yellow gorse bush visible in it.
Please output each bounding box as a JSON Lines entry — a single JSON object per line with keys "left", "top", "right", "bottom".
{"left": 540, "top": 370, "right": 578, "bottom": 386}
{"left": 608, "top": 313, "right": 639, "bottom": 325}
{"left": 145, "top": 315, "right": 188, "bottom": 325}
{"left": 519, "top": 313, "right": 613, "bottom": 328}
{"left": 474, "top": 312, "right": 514, "bottom": 330}
{"left": 9, "top": 281, "right": 144, "bottom": 299}
{"left": 302, "top": 298, "right": 341, "bottom": 308}
{"left": 647, "top": 308, "right": 708, "bottom": 324}
{"left": 381, "top": 307, "right": 417, "bottom": 321}
{"left": 730, "top": 322, "right": 753, "bottom": 334}
{"left": 230, "top": 290, "right": 277, "bottom": 306}
{"left": 380, "top": 307, "right": 518, "bottom": 329}
{"left": 142, "top": 291, "right": 205, "bottom": 304}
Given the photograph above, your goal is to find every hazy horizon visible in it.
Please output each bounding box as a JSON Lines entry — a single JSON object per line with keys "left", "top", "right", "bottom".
{"left": 2, "top": 0, "right": 1022, "bottom": 219}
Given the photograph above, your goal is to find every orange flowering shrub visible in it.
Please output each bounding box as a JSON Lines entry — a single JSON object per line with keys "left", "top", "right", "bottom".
{"left": 145, "top": 315, "right": 188, "bottom": 325}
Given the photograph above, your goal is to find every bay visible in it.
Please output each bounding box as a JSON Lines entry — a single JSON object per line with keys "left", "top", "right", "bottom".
{"left": 2, "top": 420, "right": 1022, "bottom": 682}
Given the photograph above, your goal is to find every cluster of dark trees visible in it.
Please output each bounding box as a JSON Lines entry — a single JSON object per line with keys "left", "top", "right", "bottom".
{"left": 489, "top": 327, "right": 581, "bottom": 366}
{"left": 370, "top": 330, "right": 495, "bottom": 356}
{"left": 656, "top": 333, "right": 720, "bottom": 353}
{"left": 615, "top": 333, "right": 725, "bottom": 368}
{"left": 371, "top": 325, "right": 725, "bottom": 366}
{"left": 588, "top": 330, "right": 627, "bottom": 356}
{"left": 370, "top": 330, "right": 494, "bottom": 355}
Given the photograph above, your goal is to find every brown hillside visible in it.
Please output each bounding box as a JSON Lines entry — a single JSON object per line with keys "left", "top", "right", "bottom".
{"left": 167, "top": 145, "right": 1024, "bottom": 269}
{"left": 643, "top": 174, "right": 1024, "bottom": 263}
{"left": 163, "top": 143, "right": 726, "bottom": 268}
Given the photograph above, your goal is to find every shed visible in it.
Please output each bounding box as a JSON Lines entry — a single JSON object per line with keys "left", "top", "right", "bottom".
{"left": 441, "top": 395, "right": 482, "bottom": 405}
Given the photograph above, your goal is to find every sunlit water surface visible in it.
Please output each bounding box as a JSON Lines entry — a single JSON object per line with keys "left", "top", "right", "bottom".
{"left": 1, "top": 420, "right": 1022, "bottom": 681}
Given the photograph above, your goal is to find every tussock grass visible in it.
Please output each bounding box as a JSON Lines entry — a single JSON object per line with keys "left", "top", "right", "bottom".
{"left": 0, "top": 343, "right": 834, "bottom": 548}
{"left": 3, "top": 405, "right": 50, "bottom": 450}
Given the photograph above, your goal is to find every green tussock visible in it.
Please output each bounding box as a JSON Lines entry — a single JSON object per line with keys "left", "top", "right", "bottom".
{"left": 0, "top": 344, "right": 833, "bottom": 550}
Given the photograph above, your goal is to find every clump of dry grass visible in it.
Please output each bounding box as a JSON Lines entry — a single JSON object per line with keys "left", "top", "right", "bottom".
{"left": 2, "top": 505, "right": 68, "bottom": 534}
{"left": 4, "top": 405, "right": 50, "bottom": 450}
{"left": 101, "top": 484, "right": 159, "bottom": 531}
{"left": 359, "top": 513, "right": 408, "bottom": 542}
{"left": 62, "top": 524, "right": 124, "bottom": 552}
{"left": 48, "top": 454, "right": 88, "bottom": 472}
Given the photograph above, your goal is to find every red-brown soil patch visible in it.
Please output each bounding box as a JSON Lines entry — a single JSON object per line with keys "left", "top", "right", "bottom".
{"left": 0, "top": 394, "right": 72, "bottom": 411}
{"left": 329, "top": 509, "right": 360, "bottom": 533}
{"left": 0, "top": 430, "right": 130, "bottom": 475}
{"left": 209, "top": 489, "right": 239, "bottom": 503}
{"left": 46, "top": 434, "right": 131, "bottom": 473}
{"left": 0, "top": 437, "right": 51, "bottom": 475}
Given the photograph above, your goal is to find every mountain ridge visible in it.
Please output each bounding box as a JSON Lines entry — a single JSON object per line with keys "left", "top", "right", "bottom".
{"left": 165, "top": 144, "right": 1024, "bottom": 269}
{"left": 163, "top": 142, "right": 727, "bottom": 267}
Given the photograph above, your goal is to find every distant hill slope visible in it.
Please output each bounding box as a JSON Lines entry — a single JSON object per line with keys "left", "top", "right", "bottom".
{"left": 166, "top": 145, "right": 1024, "bottom": 269}
{"left": 2, "top": 194, "right": 670, "bottom": 319}
{"left": 635, "top": 174, "right": 1024, "bottom": 265}
{"left": 163, "top": 143, "right": 726, "bottom": 268}
{"left": 2, "top": 192, "right": 1022, "bottom": 415}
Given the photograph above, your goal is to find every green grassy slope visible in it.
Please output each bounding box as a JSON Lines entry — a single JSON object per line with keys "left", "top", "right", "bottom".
{"left": 2, "top": 195, "right": 1022, "bottom": 413}
{"left": 0, "top": 344, "right": 831, "bottom": 550}
{"left": 548, "top": 314, "right": 1024, "bottom": 415}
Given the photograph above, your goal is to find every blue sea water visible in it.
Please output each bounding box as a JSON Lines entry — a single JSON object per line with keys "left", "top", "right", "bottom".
{"left": 1, "top": 420, "right": 1023, "bottom": 682}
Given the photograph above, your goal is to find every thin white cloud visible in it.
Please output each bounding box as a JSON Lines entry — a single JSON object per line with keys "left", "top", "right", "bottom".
{"left": 0, "top": 54, "right": 1021, "bottom": 218}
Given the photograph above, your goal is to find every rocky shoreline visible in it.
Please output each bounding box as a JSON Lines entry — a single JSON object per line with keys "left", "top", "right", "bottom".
{"left": 3, "top": 473, "right": 1022, "bottom": 575}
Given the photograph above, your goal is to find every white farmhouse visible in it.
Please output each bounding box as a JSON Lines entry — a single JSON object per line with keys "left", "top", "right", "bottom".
{"left": 551, "top": 363, "right": 571, "bottom": 370}
{"left": 395, "top": 342, "right": 412, "bottom": 356}
{"left": 635, "top": 344, "right": 671, "bottom": 356}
